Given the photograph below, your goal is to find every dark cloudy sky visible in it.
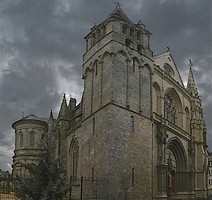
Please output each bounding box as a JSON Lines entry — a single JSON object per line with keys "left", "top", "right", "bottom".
{"left": 0, "top": 0, "right": 211, "bottom": 172}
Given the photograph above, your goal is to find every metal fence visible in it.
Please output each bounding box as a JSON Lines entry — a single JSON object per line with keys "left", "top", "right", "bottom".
{"left": 69, "top": 176, "right": 108, "bottom": 200}
{"left": 0, "top": 176, "right": 108, "bottom": 200}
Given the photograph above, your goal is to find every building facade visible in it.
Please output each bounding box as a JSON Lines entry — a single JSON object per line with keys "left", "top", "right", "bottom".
{"left": 12, "top": 5, "right": 209, "bottom": 200}
{"left": 209, "top": 152, "right": 212, "bottom": 197}
{"left": 12, "top": 114, "right": 48, "bottom": 178}
{"left": 0, "top": 169, "right": 15, "bottom": 199}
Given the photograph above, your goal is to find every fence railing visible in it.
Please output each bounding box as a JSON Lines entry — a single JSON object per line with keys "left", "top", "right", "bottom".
{"left": 69, "top": 176, "right": 108, "bottom": 200}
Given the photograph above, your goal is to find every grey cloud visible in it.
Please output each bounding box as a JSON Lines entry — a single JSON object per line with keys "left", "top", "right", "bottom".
{"left": 0, "top": 0, "right": 211, "bottom": 167}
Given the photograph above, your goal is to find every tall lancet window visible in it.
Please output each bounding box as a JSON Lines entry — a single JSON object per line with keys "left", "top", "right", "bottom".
{"left": 70, "top": 139, "right": 79, "bottom": 180}
{"left": 20, "top": 132, "right": 24, "bottom": 147}
{"left": 29, "top": 131, "right": 35, "bottom": 147}
{"left": 164, "top": 93, "right": 176, "bottom": 124}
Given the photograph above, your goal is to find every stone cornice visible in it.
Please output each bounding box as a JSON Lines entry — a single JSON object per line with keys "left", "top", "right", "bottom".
{"left": 153, "top": 112, "right": 191, "bottom": 141}
{"left": 12, "top": 118, "right": 48, "bottom": 129}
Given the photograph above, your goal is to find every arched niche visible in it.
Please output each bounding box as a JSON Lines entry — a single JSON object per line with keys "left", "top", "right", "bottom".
{"left": 100, "top": 51, "right": 110, "bottom": 63}
{"left": 185, "top": 107, "right": 190, "bottom": 132}
{"left": 92, "top": 60, "right": 99, "bottom": 76}
{"left": 132, "top": 57, "right": 140, "bottom": 73}
{"left": 153, "top": 82, "right": 162, "bottom": 115}
{"left": 68, "top": 138, "right": 79, "bottom": 180}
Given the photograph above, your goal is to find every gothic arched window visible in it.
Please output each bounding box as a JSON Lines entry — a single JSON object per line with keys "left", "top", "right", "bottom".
{"left": 122, "top": 25, "right": 128, "bottom": 35}
{"left": 153, "top": 83, "right": 162, "bottom": 115}
{"left": 70, "top": 139, "right": 79, "bottom": 180}
{"left": 20, "top": 132, "right": 23, "bottom": 147}
{"left": 29, "top": 131, "right": 35, "bottom": 147}
{"left": 164, "top": 93, "right": 176, "bottom": 123}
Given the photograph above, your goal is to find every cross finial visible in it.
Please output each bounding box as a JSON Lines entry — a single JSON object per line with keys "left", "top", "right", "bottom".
{"left": 166, "top": 46, "right": 170, "bottom": 52}
{"left": 189, "top": 59, "right": 193, "bottom": 68}
{"left": 114, "top": 1, "right": 122, "bottom": 8}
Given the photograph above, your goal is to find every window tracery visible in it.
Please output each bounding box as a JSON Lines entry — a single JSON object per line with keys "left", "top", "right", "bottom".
{"left": 164, "top": 63, "right": 173, "bottom": 76}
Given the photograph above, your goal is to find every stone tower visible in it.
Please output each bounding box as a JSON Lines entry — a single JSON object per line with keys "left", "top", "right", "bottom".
{"left": 66, "top": 4, "right": 156, "bottom": 198}
{"left": 12, "top": 114, "right": 48, "bottom": 178}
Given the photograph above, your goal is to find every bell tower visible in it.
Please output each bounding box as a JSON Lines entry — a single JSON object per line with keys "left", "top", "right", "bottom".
{"left": 82, "top": 4, "right": 153, "bottom": 118}
{"left": 78, "top": 5, "right": 154, "bottom": 198}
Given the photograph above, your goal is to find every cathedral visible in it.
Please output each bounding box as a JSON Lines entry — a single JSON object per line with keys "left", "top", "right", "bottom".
{"left": 12, "top": 5, "right": 209, "bottom": 200}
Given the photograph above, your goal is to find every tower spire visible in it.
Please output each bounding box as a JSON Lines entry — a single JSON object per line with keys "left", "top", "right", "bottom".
{"left": 187, "top": 59, "right": 198, "bottom": 97}
{"left": 106, "top": 2, "right": 132, "bottom": 24}
{"left": 62, "top": 93, "right": 67, "bottom": 106}
{"left": 58, "top": 93, "right": 69, "bottom": 119}
{"left": 114, "top": 1, "right": 122, "bottom": 8}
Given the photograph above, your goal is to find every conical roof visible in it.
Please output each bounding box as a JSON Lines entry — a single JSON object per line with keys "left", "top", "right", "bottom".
{"left": 106, "top": 4, "right": 132, "bottom": 24}
{"left": 12, "top": 114, "right": 48, "bottom": 129}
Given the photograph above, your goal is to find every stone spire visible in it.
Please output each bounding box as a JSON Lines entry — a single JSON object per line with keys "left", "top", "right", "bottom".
{"left": 106, "top": 3, "right": 132, "bottom": 24}
{"left": 58, "top": 94, "right": 69, "bottom": 119}
{"left": 61, "top": 93, "right": 67, "bottom": 107}
{"left": 187, "top": 59, "right": 198, "bottom": 97}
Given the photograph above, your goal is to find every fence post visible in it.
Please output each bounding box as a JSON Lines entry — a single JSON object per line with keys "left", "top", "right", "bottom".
{"left": 80, "top": 176, "right": 83, "bottom": 200}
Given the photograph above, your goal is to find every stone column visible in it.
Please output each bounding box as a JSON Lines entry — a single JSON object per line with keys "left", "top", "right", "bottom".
{"left": 156, "top": 164, "right": 168, "bottom": 199}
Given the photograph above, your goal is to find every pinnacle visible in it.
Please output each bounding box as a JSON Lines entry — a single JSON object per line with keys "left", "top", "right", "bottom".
{"left": 49, "top": 110, "right": 54, "bottom": 120}
{"left": 187, "top": 59, "right": 198, "bottom": 97}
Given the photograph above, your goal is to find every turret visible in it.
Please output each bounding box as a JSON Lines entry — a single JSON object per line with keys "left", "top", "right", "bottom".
{"left": 187, "top": 60, "right": 206, "bottom": 144}
{"left": 12, "top": 115, "right": 48, "bottom": 178}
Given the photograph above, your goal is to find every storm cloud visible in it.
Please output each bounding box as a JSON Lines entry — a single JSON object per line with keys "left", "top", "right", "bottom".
{"left": 0, "top": 0, "right": 211, "bottom": 172}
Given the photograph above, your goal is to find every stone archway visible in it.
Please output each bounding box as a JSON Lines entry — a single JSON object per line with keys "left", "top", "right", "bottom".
{"left": 166, "top": 138, "right": 189, "bottom": 196}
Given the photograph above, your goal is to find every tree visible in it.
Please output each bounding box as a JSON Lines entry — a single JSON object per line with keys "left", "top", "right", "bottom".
{"left": 15, "top": 132, "right": 68, "bottom": 200}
